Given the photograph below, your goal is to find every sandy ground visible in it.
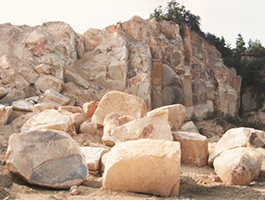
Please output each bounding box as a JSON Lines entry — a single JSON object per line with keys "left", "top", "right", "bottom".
{"left": 0, "top": 152, "right": 265, "bottom": 200}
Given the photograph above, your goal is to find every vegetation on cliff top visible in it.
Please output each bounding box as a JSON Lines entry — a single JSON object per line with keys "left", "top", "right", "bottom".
{"left": 150, "top": 0, "right": 265, "bottom": 112}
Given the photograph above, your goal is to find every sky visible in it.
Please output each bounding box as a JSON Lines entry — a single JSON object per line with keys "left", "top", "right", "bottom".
{"left": 0, "top": 0, "right": 264, "bottom": 48}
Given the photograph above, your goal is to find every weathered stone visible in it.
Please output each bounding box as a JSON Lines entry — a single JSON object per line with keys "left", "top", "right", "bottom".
{"left": 103, "top": 139, "right": 181, "bottom": 197}
{"left": 65, "top": 69, "right": 90, "bottom": 89}
{"left": 92, "top": 91, "right": 146, "bottom": 126}
{"left": 0, "top": 87, "right": 7, "bottom": 98}
{"left": 24, "top": 30, "right": 54, "bottom": 57}
{"left": 103, "top": 109, "right": 172, "bottom": 146}
{"left": 173, "top": 131, "right": 208, "bottom": 166}
{"left": 213, "top": 147, "right": 263, "bottom": 185}
{"left": 6, "top": 130, "right": 88, "bottom": 188}
{"left": 208, "top": 127, "right": 265, "bottom": 166}
{"left": 181, "top": 121, "right": 199, "bottom": 134}
{"left": 0, "top": 104, "right": 13, "bottom": 126}
{"left": 218, "top": 83, "right": 238, "bottom": 116}
{"left": 43, "top": 89, "right": 71, "bottom": 106}
{"left": 0, "top": 54, "right": 16, "bottom": 69}
{"left": 70, "top": 113, "right": 86, "bottom": 132}
{"left": 63, "top": 82, "right": 92, "bottom": 107}
{"left": 147, "top": 104, "right": 186, "bottom": 131}
{"left": 106, "top": 60, "right": 127, "bottom": 80}
{"left": 79, "top": 121, "right": 97, "bottom": 135}
{"left": 16, "top": 66, "right": 39, "bottom": 84}
{"left": 58, "top": 105, "right": 84, "bottom": 114}
{"left": 33, "top": 63, "right": 53, "bottom": 75}
{"left": 80, "top": 146, "right": 109, "bottom": 172}
{"left": 11, "top": 99, "right": 34, "bottom": 112}
{"left": 82, "top": 101, "right": 98, "bottom": 118}
{"left": 193, "top": 104, "right": 209, "bottom": 121}
{"left": 103, "top": 112, "right": 135, "bottom": 146}
{"left": 0, "top": 89, "right": 25, "bottom": 105}
{"left": 32, "top": 103, "right": 55, "bottom": 113}
{"left": 21, "top": 109, "right": 76, "bottom": 136}
{"left": 35, "top": 75, "right": 64, "bottom": 93}
{"left": 1, "top": 68, "right": 30, "bottom": 91}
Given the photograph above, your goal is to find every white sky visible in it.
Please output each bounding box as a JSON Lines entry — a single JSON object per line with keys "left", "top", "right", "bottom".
{"left": 0, "top": 0, "right": 264, "bottom": 47}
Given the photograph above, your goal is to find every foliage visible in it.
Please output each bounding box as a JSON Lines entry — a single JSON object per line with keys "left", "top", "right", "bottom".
{"left": 204, "top": 111, "right": 265, "bottom": 131}
{"left": 150, "top": 0, "right": 202, "bottom": 34}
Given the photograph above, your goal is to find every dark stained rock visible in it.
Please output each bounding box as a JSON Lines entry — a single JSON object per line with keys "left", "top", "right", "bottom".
{"left": 6, "top": 130, "right": 88, "bottom": 189}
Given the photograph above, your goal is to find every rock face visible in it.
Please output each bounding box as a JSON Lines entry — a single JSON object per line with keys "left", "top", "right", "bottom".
{"left": 213, "top": 147, "right": 263, "bottom": 185}
{"left": 103, "top": 139, "right": 181, "bottom": 197}
{"left": 102, "top": 109, "right": 173, "bottom": 146}
{"left": 0, "top": 17, "right": 241, "bottom": 118}
{"left": 6, "top": 130, "right": 88, "bottom": 188}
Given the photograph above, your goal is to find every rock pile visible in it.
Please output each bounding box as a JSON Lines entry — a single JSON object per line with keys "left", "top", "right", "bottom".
{"left": 2, "top": 90, "right": 265, "bottom": 196}
{"left": 209, "top": 127, "right": 265, "bottom": 185}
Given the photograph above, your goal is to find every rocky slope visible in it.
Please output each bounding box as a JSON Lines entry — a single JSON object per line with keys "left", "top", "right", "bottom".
{"left": 0, "top": 16, "right": 241, "bottom": 120}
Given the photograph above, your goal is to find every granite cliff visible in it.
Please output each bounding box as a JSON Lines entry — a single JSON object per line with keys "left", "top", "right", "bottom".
{"left": 0, "top": 16, "right": 241, "bottom": 119}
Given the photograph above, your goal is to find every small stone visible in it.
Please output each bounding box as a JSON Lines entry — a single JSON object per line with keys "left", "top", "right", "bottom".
{"left": 69, "top": 186, "right": 81, "bottom": 195}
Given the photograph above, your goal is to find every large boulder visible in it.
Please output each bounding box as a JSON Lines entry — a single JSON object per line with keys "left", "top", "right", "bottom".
{"left": 6, "top": 130, "right": 89, "bottom": 188}
{"left": 92, "top": 91, "right": 147, "bottom": 126}
{"left": 208, "top": 127, "right": 265, "bottom": 165}
{"left": 213, "top": 147, "right": 263, "bottom": 185}
{"left": 103, "top": 139, "right": 181, "bottom": 197}
{"left": 21, "top": 109, "right": 76, "bottom": 136}
{"left": 147, "top": 104, "right": 186, "bottom": 131}
{"left": 102, "top": 109, "right": 173, "bottom": 146}
{"left": 173, "top": 131, "right": 208, "bottom": 166}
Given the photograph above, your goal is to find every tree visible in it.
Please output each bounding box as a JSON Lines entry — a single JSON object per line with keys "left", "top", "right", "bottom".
{"left": 235, "top": 34, "right": 247, "bottom": 56}
{"left": 150, "top": 0, "right": 201, "bottom": 33}
{"left": 247, "top": 39, "right": 265, "bottom": 56}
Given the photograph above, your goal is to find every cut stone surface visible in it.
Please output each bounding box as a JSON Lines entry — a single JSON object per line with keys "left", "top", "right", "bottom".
{"left": 6, "top": 130, "right": 88, "bottom": 188}
{"left": 102, "top": 109, "right": 172, "bottom": 146}
{"left": 208, "top": 127, "right": 265, "bottom": 166}
{"left": 213, "top": 147, "right": 263, "bottom": 185}
{"left": 147, "top": 104, "right": 186, "bottom": 131}
{"left": 21, "top": 109, "right": 76, "bottom": 136}
{"left": 103, "top": 139, "right": 181, "bottom": 197}
{"left": 0, "top": 104, "right": 13, "bottom": 126}
{"left": 173, "top": 131, "right": 208, "bottom": 166}
{"left": 92, "top": 91, "right": 146, "bottom": 126}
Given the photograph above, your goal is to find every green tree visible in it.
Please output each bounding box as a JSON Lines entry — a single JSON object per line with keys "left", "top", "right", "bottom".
{"left": 247, "top": 39, "right": 265, "bottom": 56}
{"left": 150, "top": 0, "right": 201, "bottom": 33}
{"left": 235, "top": 34, "right": 247, "bottom": 56}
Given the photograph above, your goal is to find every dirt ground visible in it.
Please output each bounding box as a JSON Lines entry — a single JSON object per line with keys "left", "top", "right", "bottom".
{"left": 1, "top": 149, "right": 265, "bottom": 200}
